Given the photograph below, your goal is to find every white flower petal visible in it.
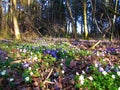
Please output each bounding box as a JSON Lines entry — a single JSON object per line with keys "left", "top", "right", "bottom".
{"left": 118, "top": 66, "right": 120, "bottom": 69}
{"left": 88, "top": 76, "right": 93, "bottom": 81}
{"left": 5, "top": 57, "right": 8, "bottom": 59}
{"left": 1, "top": 70, "right": 6, "bottom": 75}
{"left": 25, "top": 77, "right": 30, "bottom": 81}
{"left": 76, "top": 72, "right": 79, "bottom": 75}
{"left": 20, "top": 49, "right": 22, "bottom": 52}
{"left": 95, "top": 63, "right": 98, "bottom": 67}
{"left": 82, "top": 70, "right": 85, "bottom": 74}
{"left": 9, "top": 78, "right": 14, "bottom": 82}
{"left": 60, "top": 63, "right": 63, "bottom": 66}
{"left": 118, "top": 87, "right": 120, "bottom": 90}
{"left": 112, "top": 75, "right": 115, "bottom": 79}
{"left": 102, "top": 71, "right": 107, "bottom": 76}
{"left": 61, "top": 70, "right": 64, "bottom": 74}
{"left": 79, "top": 75, "right": 84, "bottom": 81}
{"left": 117, "top": 71, "right": 120, "bottom": 76}
{"left": 80, "top": 80, "right": 84, "bottom": 85}
{"left": 28, "top": 67, "right": 32, "bottom": 70}
{"left": 30, "top": 72, "right": 33, "bottom": 75}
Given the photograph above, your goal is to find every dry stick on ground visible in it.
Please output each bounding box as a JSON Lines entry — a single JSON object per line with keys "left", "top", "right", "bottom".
{"left": 10, "top": 60, "right": 22, "bottom": 64}
{"left": 90, "top": 40, "right": 101, "bottom": 49}
{"left": 105, "top": 58, "right": 113, "bottom": 66}
{"left": 10, "top": 58, "right": 33, "bottom": 65}
{"left": 43, "top": 68, "right": 54, "bottom": 85}
{"left": 10, "top": 59, "right": 27, "bottom": 65}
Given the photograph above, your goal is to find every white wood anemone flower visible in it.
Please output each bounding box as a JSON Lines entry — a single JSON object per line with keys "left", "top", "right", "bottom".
{"left": 88, "top": 76, "right": 93, "bottom": 81}
{"left": 102, "top": 71, "right": 107, "bottom": 76}
{"left": 1, "top": 70, "right": 6, "bottom": 76}
{"left": 30, "top": 72, "right": 33, "bottom": 75}
{"left": 25, "top": 77, "right": 30, "bottom": 81}
{"left": 112, "top": 75, "right": 115, "bottom": 79}
{"left": 9, "top": 78, "right": 14, "bottom": 82}
{"left": 79, "top": 75, "right": 84, "bottom": 85}
{"left": 28, "top": 67, "right": 32, "bottom": 70}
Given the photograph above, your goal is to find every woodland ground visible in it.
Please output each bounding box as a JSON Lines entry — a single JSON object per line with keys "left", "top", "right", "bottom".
{"left": 0, "top": 38, "right": 120, "bottom": 90}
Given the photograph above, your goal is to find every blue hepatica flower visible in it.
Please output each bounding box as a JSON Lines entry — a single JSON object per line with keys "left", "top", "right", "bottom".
{"left": 105, "top": 64, "right": 111, "bottom": 72}
{"left": 46, "top": 50, "right": 51, "bottom": 54}
{"left": 44, "top": 49, "right": 51, "bottom": 54}
{"left": 44, "top": 49, "right": 58, "bottom": 59}
{"left": 51, "top": 50, "right": 58, "bottom": 59}
{"left": 106, "top": 47, "right": 116, "bottom": 54}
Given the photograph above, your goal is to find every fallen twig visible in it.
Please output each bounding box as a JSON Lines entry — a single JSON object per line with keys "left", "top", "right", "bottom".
{"left": 10, "top": 58, "right": 32, "bottom": 64}
{"left": 43, "top": 80, "right": 54, "bottom": 84}
{"left": 90, "top": 40, "right": 101, "bottom": 49}
{"left": 43, "top": 68, "right": 53, "bottom": 84}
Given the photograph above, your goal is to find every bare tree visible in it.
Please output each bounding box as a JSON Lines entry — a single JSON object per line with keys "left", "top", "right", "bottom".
{"left": 12, "top": 0, "right": 21, "bottom": 40}
{"left": 66, "top": 0, "right": 77, "bottom": 40}
{"left": 111, "top": 0, "right": 118, "bottom": 40}
{"left": 83, "top": 0, "right": 88, "bottom": 39}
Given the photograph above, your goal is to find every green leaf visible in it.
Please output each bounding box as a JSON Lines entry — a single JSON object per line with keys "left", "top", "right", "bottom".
{"left": 65, "top": 57, "right": 72, "bottom": 67}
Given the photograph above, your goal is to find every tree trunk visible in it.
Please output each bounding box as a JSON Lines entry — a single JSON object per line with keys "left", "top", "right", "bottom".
{"left": 12, "top": 0, "right": 21, "bottom": 40}
{"left": 83, "top": 0, "right": 88, "bottom": 39}
{"left": 28, "top": 0, "right": 31, "bottom": 13}
{"left": 111, "top": 0, "right": 118, "bottom": 41}
{"left": 66, "top": 0, "right": 77, "bottom": 40}
{"left": 0, "top": 0, "right": 8, "bottom": 39}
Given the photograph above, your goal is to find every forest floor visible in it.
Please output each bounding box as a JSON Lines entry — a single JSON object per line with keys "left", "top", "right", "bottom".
{"left": 0, "top": 38, "right": 120, "bottom": 90}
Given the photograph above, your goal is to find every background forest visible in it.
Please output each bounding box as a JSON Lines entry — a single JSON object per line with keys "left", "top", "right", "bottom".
{"left": 0, "top": 0, "right": 120, "bottom": 41}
